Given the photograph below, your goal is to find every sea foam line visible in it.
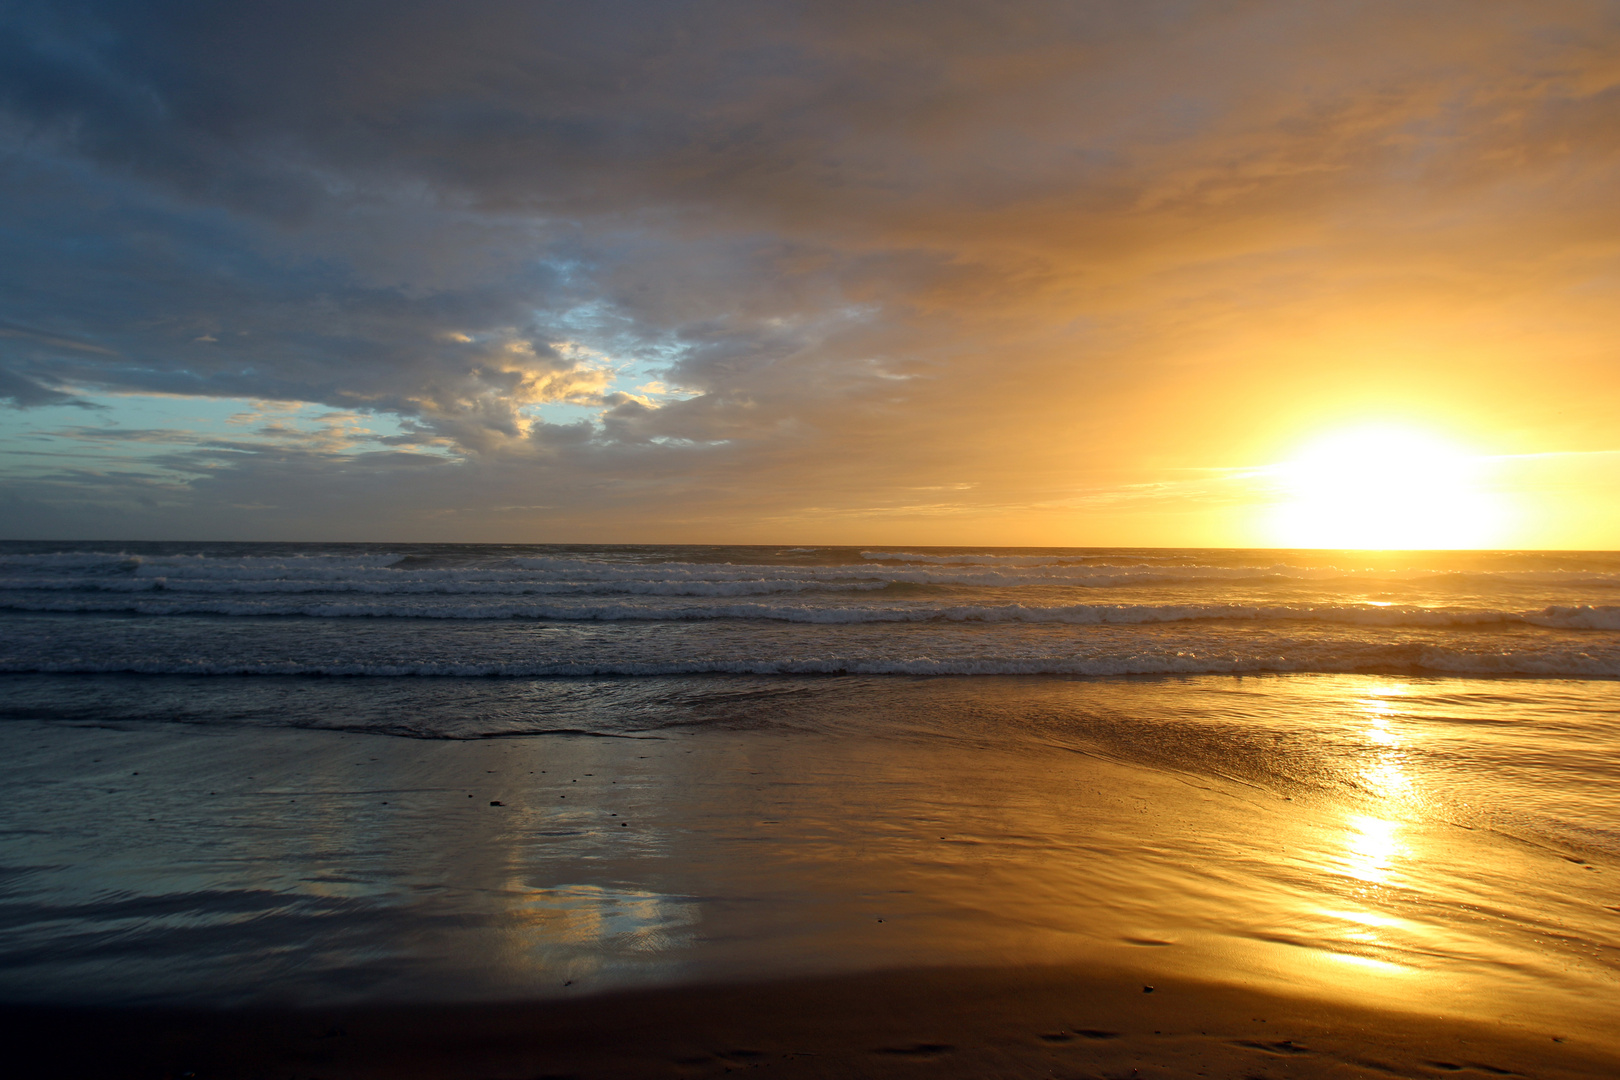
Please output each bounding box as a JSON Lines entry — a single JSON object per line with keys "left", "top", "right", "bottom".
{"left": 1, "top": 596, "right": 1617, "bottom": 629}
{"left": 0, "top": 577, "right": 889, "bottom": 597}
{"left": 3, "top": 558, "right": 1618, "bottom": 590}
{"left": 4, "top": 647, "right": 1617, "bottom": 678}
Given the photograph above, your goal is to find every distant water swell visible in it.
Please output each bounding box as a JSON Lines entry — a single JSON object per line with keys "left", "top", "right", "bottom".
{"left": 3, "top": 543, "right": 1618, "bottom": 680}
{"left": 6, "top": 654, "right": 1619, "bottom": 678}
{"left": 2, "top": 595, "right": 1618, "bottom": 630}
{"left": 4, "top": 551, "right": 1620, "bottom": 589}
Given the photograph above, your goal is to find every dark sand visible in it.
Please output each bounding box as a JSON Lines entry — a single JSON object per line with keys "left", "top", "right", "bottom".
{"left": 7, "top": 964, "right": 1614, "bottom": 1079}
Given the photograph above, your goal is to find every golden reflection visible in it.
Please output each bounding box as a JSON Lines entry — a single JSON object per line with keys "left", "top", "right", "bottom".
{"left": 1364, "top": 721, "right": 1400, "bottom": 748}
{"left": 1321, "top": 908, "right": 1403, "bottom": 931}
{"left": 499, "top": 883, "right": 698, "bottom": 977}
{"left": 1305, "top": 686, "right": 1424, "bottom": 977}
{"left": 1353, "top": 687, "right": 1414, "bottom": 801}
{"left": 1324, "top": 951, "right": 1408, "bottom": 973}
{"left": 1341, "top": 814, "right": 1402, "bottom": 884}
{"left": 1266, "top": 424, "right": 1504, "bottom": 549}
{"left": 1359, "top": 760, "right": 1411, "bottom": 801}
{"left": 508, "top": 883, "right": 696, "bottom": 950}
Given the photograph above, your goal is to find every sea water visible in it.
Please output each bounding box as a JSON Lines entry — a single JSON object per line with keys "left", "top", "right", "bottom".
{"left": 0, "top": 543, "right": 1616, "bottom": 1026}
{"left": 1, "top": 542, "right": 1618, "bottom": 677}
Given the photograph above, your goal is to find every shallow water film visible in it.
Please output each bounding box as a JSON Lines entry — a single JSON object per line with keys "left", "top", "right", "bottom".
{"left": 1, "top": 667, "right": 1615, "bottom": 1047}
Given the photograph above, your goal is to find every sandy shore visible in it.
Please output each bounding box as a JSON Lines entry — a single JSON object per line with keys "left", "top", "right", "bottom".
{"left": 7, "top": 962, "right": 1616, "bottom": 1079}
{"left": 4, "top": 674, "right": 1617, "bottom": 1077}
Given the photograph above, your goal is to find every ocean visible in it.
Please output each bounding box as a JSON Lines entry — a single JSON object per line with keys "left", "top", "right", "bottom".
{"left": 2, "top": 542, "right": 1618, "bottom": 679}
{"left": 0, "top": 542, "right": 1616, "bottom": 1041}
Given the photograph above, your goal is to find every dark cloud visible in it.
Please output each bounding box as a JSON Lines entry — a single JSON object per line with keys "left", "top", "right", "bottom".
{"left": 1, "top": 1, "right": 1618, "bottom": 539}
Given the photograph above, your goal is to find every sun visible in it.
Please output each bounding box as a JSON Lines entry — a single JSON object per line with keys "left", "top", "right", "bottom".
{"left": 1266, "top": 425, "right": 1505, "bottom": 549}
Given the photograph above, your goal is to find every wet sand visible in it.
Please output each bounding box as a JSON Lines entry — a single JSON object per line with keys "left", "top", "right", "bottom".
{"left": 2, "top": 673, "right": 1617, "bottom": 1077}
{"left": 8, "top": 963, "right": 1616, "bottom": 1079}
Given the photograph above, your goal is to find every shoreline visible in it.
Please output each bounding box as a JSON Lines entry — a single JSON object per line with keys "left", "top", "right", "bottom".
{"left": 8, "top": 963, "right": 1616, "bottom": 1079}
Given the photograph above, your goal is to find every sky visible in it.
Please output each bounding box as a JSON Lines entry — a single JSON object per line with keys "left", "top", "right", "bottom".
{"left": 2, "top": 0, "right": 1618, "bottom": 547}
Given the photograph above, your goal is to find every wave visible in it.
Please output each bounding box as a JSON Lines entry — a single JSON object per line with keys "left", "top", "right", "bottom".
{"left": 0, "top": 577, "right": 889, "bottom": 598}
{"left": 4, "top": 555, "right": 1619, "bottom": 592}
{"left": 0, "top": 551, "right": 403, "bottom": 573}
{"left": 4, "top": 646, "right": 1617, "bottom": 678}
{"left": 858, "top": 552, "right": 1620, "bottom": 586}
{"left": 862, "top": 550, "right": 1099, "bottom": 567}
{"left": 2, "top": 595, "right": 1617, "bottom": 629}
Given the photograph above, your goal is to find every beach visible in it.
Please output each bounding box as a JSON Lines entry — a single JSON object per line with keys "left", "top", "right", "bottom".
{"left": 13, "top": 963, "right": 1619, "bottom": 1079}
{"left": 3, "top": 670, "right": 1618, "bottom": 1076}
{"left": 1, "top": 546, "right": 1617, "bottom": 1075}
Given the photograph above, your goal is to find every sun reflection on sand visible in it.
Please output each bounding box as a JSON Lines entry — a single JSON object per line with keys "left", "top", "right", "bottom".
{"left": 1285, "top": 684, "right": 1426, "bottom": 984}
{"left": 501, "top": 883, "right": 699, "bottom": 979}
{"left": 1334, "top": 692, "right": 1414, "bottom": 904}
{"left": 1351, "top": 688, "right": 1416, "bottom": 804}
{"left": 4, "top": 674, "right": 1615, "bottom": 1043}
{"left": 1340, "top": 814, "right": 1403, "bottom": 885}
{"left": 1324, "top": 951, "right": 1408, "bottom": 973}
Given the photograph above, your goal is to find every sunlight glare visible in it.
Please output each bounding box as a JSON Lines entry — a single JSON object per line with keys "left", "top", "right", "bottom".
{"left": 1268, "top": 425, "right": 1504, "bottom": 548}
{"left": 1341, "top": 814, "right": 1403, "bottom": 885}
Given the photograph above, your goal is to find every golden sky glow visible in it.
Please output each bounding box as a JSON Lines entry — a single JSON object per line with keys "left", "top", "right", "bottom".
{"left": 1, "top": 2, "right": 1617, "bottom": 547}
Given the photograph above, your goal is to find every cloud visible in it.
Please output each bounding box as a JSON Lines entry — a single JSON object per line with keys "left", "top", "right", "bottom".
{"left": 2, "top": 1, "right": 1619, "bottom": 541}
{"left": 0, "top": 366, "right": 96, "bottom": 409}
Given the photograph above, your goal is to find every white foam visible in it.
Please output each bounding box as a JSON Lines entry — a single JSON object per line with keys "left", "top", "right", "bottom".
{"left": 4, "top": 551, "right": 1619, "bottom": 593}
{"left": 4, "top": 546, "right": 1616, "bottom": 684}
{"left": 3, "top": 553, "right": 1620, "bottom": 595}
{"left": 2, "top": 595, "right": 1616, "bottom": 630}
{"left": 0, "top": 576, "right": 888, "bottom": 598}
{"left": 4, "top": 559, "right": 1618, "bottom": 592}
{"left": 5, "top": 647, "right": 1617, "bottom": 678}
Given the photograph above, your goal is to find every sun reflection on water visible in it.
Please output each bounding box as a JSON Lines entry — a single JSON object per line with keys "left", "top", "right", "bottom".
{"left": 1363, "top": 715, "right": 1400, "bottom": 748}
{"left": 1324, "top": 951, "right": 1408, "bottom": 973}
{"left": 1341, "top": 814, "right": 1403, "bottom": 885}
{"left": 1319, "top": 688, "right": 1419, "bottom": 971}
{"left": 1350, "top": 686, "right": 1416, "bottom": 808}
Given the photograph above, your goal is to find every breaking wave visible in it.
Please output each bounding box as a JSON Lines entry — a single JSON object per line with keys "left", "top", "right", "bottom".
{"left": 5, "top": 647, "right": 1618, "bottom": 678}
{"left": 4, "top": 543, "right": 1616, "bottom": 682}
{"left": 2, "top": 595, "right": 1617, "bottom": 629}
{"left": 2, "top": 551, "right": 1620, "bottom": 592}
